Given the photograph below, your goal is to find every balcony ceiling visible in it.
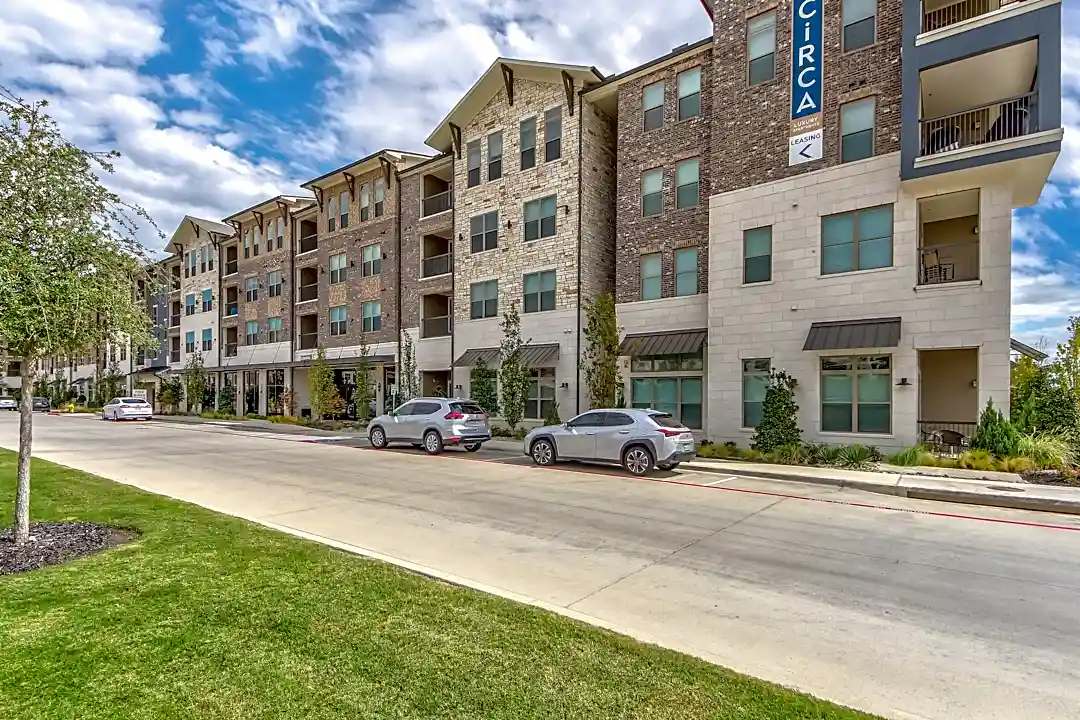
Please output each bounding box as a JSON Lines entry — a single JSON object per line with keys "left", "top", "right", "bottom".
{"left": 919, "top": 189, "right": 979, "bottom": 222}
{"left": 921, "top": 40, "right": 1036, "bottom": 118}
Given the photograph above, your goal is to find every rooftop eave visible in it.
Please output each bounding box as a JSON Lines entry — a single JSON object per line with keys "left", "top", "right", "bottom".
{"left": 223, "top": 194, "right": 313, "bottom": 225}
{"left": 300, "top": 149, "right": 431, "bottom": 191}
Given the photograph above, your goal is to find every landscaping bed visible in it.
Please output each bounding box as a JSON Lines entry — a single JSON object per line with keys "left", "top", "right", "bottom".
{"left": 1, "top": 521, "right": 136, "bottom": 575}
{"left": 0, "top": 451, "right": 876, "bottom": 720}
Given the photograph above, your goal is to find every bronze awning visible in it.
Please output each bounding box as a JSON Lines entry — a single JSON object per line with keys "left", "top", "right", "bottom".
{"left": 453, "top": 347, "right": 500, "bottom": 367}
{"left": 453, "top": 343, "right": 561, "bottom": 368}
{"left": 803, "top": 317, "right": 901, "bottom": 351}
{"left": 618, "top": 329, "right": 706, "bottom": 357}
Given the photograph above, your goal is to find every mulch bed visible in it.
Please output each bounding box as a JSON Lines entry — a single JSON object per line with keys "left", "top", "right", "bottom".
{"left": 0, "top": 522, "right": 136, "bottom": 576}
{"left": 1020, "top": 470, "right": 1080, "bottom": 487}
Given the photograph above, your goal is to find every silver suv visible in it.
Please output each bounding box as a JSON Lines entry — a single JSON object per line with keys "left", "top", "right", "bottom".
{"left": 523, "top": 409, "right": 696, "bottom": 475}
{"left": 367, "top": 398, "right": 491, "bottom": 455}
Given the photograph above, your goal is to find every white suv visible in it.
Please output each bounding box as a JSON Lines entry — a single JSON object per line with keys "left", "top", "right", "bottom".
{"left": 367, "top": 398, "right": 492, "bottom": 454}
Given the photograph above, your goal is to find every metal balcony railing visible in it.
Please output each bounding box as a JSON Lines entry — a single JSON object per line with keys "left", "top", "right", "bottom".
{"left": 298, "top": 234, "right": 318, "bottom": 254}
{"left": 299, "top": 284, "right": 319, "bottom": 303}
{"left": 225, "top": 343, "right": 237, "bottom": 358}
{"left": 422, "top": 253, "right": 451, "bottom": 278}
{"left": 224, "top": 260, "right": 238, "bottom": 276}
{"left": 918, "top": 241, "right": 980, "bottom": 285}
{"left": 922, "top": 0, "right": 1002, "bottom": 33}
{"left": 170, "top": 352, "right": 180, "bottom": 363}
{"left": 170, "top": 314, "right": 180, "bottom": 327}
{"left": 299, "top": 332, "right": 318, "bottom": 350}
{"left": 225, "top": 302, "right": 238, "bottom": 317}
{"left": 422, "top": 190, "right": 453, "bottom": 217}
{"left": 920, "top": 93, "right": 1036, "bottom": 158}
{"left": 421, "top": 316, "right": 451, "bottom": 339}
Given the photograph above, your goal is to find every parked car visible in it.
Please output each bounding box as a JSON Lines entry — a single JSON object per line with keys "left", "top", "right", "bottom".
{"left": 32, "top": 397, "right": 51, "bottom": 412}
{"left": 0, "top": 398, "right": 17, "bottom": 411}
{"left": 101, "top": 397, "right": 153, "bottom": 421}
{"left": 523, "top": 409, "right": 696, "bottom": 476}
{"left": 367, "top": 398, "right": 491, "bottom": 455}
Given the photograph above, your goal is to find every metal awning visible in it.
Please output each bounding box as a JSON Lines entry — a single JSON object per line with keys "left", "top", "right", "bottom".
{"left": 619, "top": 329, "right": 706, "bottom": 357}
{"left": 803, "top": 317, "right": 901, "bottom": 351}
{"left": 453, "top": 347, "right": 500, "bottom": 367}
{"left": 521, "top": 343, "right": 560, "bottom": 367}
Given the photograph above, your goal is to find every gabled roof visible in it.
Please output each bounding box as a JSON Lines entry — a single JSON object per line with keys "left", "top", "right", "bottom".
{"left": 162, "top": 216, "right": 235, "bottom": 254}
{"left": 223, "top": 195, "right": 313, "bottom": 225}
{"left": 425, "top": 58, "right": 604, "bottom": 153}
{"left": 301, "top": 149, "right": 432, "bottom": 192}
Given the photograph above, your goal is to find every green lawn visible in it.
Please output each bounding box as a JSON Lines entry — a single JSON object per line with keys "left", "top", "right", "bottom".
{"left": 0, "top": 451, "right": 878, "bottom": 720}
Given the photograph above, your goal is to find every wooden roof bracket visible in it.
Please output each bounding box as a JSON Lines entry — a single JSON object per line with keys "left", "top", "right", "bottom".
{"left": 501, "top": 63, "right": 514, "bottom": 106}
{"left": 313, "top": 187, "right": 325, "bottom": 208}
{"left": 252, "top": 210, "right": 264, "bottom": 229}
{"left": 449, "top": 122, "right": 462, "bottom": 159}
{"left": 342, "top": 171, "right": 356, "bottom": 201}
{"left": 378, "top": 156, "right": 393, "bottom": 187}
{"left": 562, "top": 71, "right": 575, "bottom": 116}
{"left": 188, "top": 219, "right": 201, "bottom": 238}
{"left": 275, "top": 199, "right": 293, "bottom": 225}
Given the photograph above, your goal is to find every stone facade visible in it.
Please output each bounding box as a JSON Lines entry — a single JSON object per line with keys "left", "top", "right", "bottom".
{"left": 177, "top": 229, "right": 221, "bottom": 370}
{"left": 579, "top": 98, "right": 618, "bottom": 302}
{"left": 399, "top": 156, "right": 454, "bottom": 334}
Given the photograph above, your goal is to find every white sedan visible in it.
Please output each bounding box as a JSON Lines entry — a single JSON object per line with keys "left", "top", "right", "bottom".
{"left": 0, "top": 398, "right": 16, "bottom": 411}
{"left": 101, "top": 397, "right": 153, "bottom": 421}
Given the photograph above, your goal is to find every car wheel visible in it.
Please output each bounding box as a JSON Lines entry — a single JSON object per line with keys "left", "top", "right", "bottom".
{"left": 423, "top": 430, "right": 443, "bottom": 455}
{"left": 101, "top": 411, "right": 107, "bottom": 421}
{"left": 464, "top": 443, "right": 482, "bottom": 453}
{"left": 531, "top": 439, "right": 555, "bottom": 466}
{"left": 622, "top": 445, "right": 654, "bottom": 476}
{"left": 369, "top": 426, "right": 388, "bottom": 449}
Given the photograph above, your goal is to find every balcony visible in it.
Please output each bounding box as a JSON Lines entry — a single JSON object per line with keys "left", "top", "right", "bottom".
{"left": 922, "top": 0, "right": 1000, "bottom": 33}
{"left": 917, "top": 189, "right": 980, "bottom": 286}
{"left": 298, "top": 266, "right": 319, "bottom": 303}
{"left": 298, "top": 314, "right": 318, "bottom": 351}
{"left": 421, "top": 232, "right": 453, "bottom": 278}
{"left": 421, "top": 316, "right": 451, "bottom": 338}
{"left": 169, "top": 313, "right": 180, "bottom": 328}
{"left": 920, "top": 93, "right": 1037, "bottom": 159}
{"left": 422, "top": 191, "right": 453, "bottom": 218}
{"left": 421, "top": 167, "right": 453, "bottom": 218}
{"left": 297, "top": 218, "right": 318, "bottom": 254}
{"left": 298, "top": 234, "right": 318, "bottom": 255}
{"left": 421, "top": 293, "right": 452, "bottom": 338}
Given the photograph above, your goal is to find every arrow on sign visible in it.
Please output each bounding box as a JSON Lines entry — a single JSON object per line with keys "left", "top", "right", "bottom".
{"left": 798, "top": 144, "right": 814, "bottom": 159}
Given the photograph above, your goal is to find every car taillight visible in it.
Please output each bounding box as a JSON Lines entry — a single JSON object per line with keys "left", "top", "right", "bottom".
{"left": 444, "top": 411, "right": 465, "bottom": 420}
{"left": 658, "top": 428, "right": 685, "bottom": 437}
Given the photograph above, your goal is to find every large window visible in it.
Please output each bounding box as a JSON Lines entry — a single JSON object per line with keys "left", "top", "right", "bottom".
{"left": 523, "top": 270, "right": 556, "bottom": 313}
{"left": 470, "top": 280, "right": 498, "bottom": 319}
{"left": 843, "top": 0, "right": 876, "bottom": 51}
{"left": 488, "top": 131, "right": 503, "bottom": 181}
{"left": 245, "top": 276, "right": 259, "bottom": 303}
{"left": 742, "top": 358, "right": 770, "bottom": 428}
{"left": 339, "top": 190, "right": 349, "bottom": 229}
{"left": 185, "top": 331, "right": 195, "bottom": 354}
{"left": 677, "top": 68, "right": 701, "bottom": 120}
{"left": 362, "top": 244, "right": 381, "bottom": 276}
{"left": 268, "top": 316, "right": 284, "bottom": 343}
{"left": 630, "top": 353, "right": 703, "bottom": 430}
{"left": 330, "top": 306, "right": 347, "bottom": 336}
{"left": 544, "top": 107, "right": 562, "bottom": 162}
{"left": 374, "top": 178, "right": 385, "bottom": 217}
{"left": 641, "top": 253, "right": 661, "bottom": 300}
{"left": 253, "top": 226, "right": 260, "bottom": 256}
{"left": 821, "top": 355, "right": 892, "bottom": 434}
{"left": 840, "top": 97, "right": 875, "bottom": 163}
{"left": 675, "top": 159, "right": 699, "bottom": 209}
{"left": 201, "top": 328, "right": 213, "bottom": 352}
{"left": 821, "top": 205, "right": 893, "bottom": 274}
{"left": 201, "top": 288, "right": 213, "bottom": 313}
{"left": 360, "top": 183, "right": 370, "bottom": 221}
{"left": 243, "top": 229, "right": 251, "bottom": 259}
{"left": 185, "top": 293, "right": 196, "bottom": 316}
{"left": 276, "top": 217, "right": 284, "bottom": 250}
{"left": 641, "top": 169, "right": 662, "bottom": 217}
{"left": 328, "top": 194, "right": 337, "bottom": 232}
{"left": 467, "top": 140, "right": 481, "bottom": 187}
{"left": 329, "top": 252, "right": 347, "bottom": 284}
{"left": 743, "top": 226, "right": 772, "bottom": 284}
{"left": 362, "top": 300, "right": 381, "bottom": 332}
{"left": 747, "top": 12, "right": 776, "bottom": 85}
{"left": 524, "top": 195, "right": 557, "bottom": 241}
{"left": 471, "top": 212, "right": 498, "bottom": 253}
{"left": 675, "top": 248, "right": 698, "bottom": 296}
{"left": 643, "top": 81, "right": 664, "bottom": 131}
{"left": 245, "top": 321, "right": 259, "bottom": 346}
{"left": 526, "top": 368, "right": 556, "bottom": 420}
{"left": 520, "top": 117, "right": 537, "bottom": 170}
{"left": 268, "top": 270, "right": 282, "bottom": 298}
{"left": 267, "top": 369, "right": 285, "bottom": 416}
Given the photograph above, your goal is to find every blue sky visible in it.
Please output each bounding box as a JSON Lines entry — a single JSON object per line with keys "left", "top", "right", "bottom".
{"left": 0, "top": 0, "right": 1077, "bottom": 350}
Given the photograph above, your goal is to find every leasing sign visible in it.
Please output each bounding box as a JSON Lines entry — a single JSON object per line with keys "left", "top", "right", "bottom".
{"left": 789, "top": 0, "right": 823, "bottom": 165}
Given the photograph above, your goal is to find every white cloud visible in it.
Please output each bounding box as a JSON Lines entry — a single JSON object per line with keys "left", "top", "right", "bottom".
{"left": 172, "top": 108, "right": 221, "bottom": 129}
{"left": 0, "top": 0, "right": 164, "bottom": 64}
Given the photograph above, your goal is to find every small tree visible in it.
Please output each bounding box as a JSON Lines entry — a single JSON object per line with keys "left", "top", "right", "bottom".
{"left": 1012, "top": 362, "right": 1079, "bottom": 435}
{"left": 971, "top": 399, "right": 1021, "bottom": 457}
{"left": 309, "top": 347, "right": 344, "bottom": 420}
{"left": 499, "top": 303, "right": 531, "bottom": 433}
{"left": 751, "top": 370, "right": 801, "bottom": 453}
{"left": 398, "top": 330, "right": 419, "bottom": 403}
{"left": 544, "top": 399, "right": 562, "bottom": 426}
{"left": 354, "top": 333, "right": 375, "bottom": 420}
{"left": 583, "top": 293, "right": 621, "bottom": 409}
{"left": 470, "top": 359, "right": 499, "bottom": 415}
{"left": 281, "top": 386, "right": 298, "bottom": 416}
{"left": 159, "top": 376, "right": 184, "bottom": 415}
{"left": 183, "top": 352, "right": 206, "bottom": 413}
{"left": 96, "top": 360, "right": 124, "bottom": 405}
{"left": 1055, "top": 317, "right": 1080, "bottom": 403}
{"left": 217, "top": 380, "right": 236, "bottom": 416}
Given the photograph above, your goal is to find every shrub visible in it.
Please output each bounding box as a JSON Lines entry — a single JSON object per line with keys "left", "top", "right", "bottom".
{"left": 835, "top": 444, "right": 875, "bottom": 470}
{"left": 741, "top": 448, "right": 765, "bottom": 462}
{"left": 1000, "top": 456, "right": 1036, "bottom": 473}
{"left": 886, "top": 445, "right": 925, "bottom": 466}
{"left": 1017, "top": 432, "right": 1076, "bottom": 469}
{"left": 866, "top": 446, "right": 884, "bottom": 463}
{"left": 958, "top": 449, "right": 996, "bottom": 471}
{"left": 769, "top": 442, "right": 811, "bottom": 465}
{"left": 544, "top": 400, "right": 562, "bottom": 427}
{"left": 751, "top": 370, "right": 800, "bottom": 454}
{"left": 267, "top": 415, "right": 302, "bottom": 425}
{"left": 200, "top": 410, "right": 239, "bottom": 420}
{"left": 245, "top": 413, "right": 268, "bottom": 421}
{"left": 970, "top": 400, "right": 1021, "bottom": 457}
{"left": 814, "top": 444, "right": 843, "bottom": 466}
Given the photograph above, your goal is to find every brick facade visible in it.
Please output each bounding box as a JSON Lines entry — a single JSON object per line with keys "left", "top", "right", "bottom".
{"left": 227, "top": 209, "right": 294, "bottom": 350}
{"left": 399, "top": 156, "right": 454, "bottom": 332}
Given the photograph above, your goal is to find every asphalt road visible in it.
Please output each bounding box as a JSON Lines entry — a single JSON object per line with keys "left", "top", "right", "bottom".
{"left": 3, "top": 413, "right": 1080, "bottom": 720}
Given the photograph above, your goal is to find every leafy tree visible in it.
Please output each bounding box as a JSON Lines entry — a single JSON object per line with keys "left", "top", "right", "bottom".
{"left": 159, "top": 376, "right": 184, "bottom": 414}
{"left": 309, "top": 348, "right": 344, "bottom": 420}
{"left": 583, "top": 293, "right": 621, "bottom": 409}
{"left": 751, "top": 370, "right": 801, "bottom": 453}
{"left": 218, "top": 379, "right": 237, "bottom": 416}
{"left": 398, "top": 330, "right": 419, "bottom": 403}
{"left": 1011, "top": 363, "right": 1078, "bottom": 435}
{"left": 0, "top": 89, "right": 157, "bottom": 543}
{"left": 281, "top": 386, "right": 298, "bottom": 416}
{"left": 354, "top": 333, "right": 375, "bottom": 420}
{"left": 498, "top": 303, "right": 531, "bottom": 433}
{"left": 544, "top": 399, "right": 562, "bottom": 426}
{"left": 970, "top": 399, "right": 1021, "bottom": 457}
{"left": 470, "top": 359, "right": 499, "bottom": 415}
{"left": 183, "top": 352, "right": 206, "bottom": 413}
{"left": 1055, "top": 316, "right": 1080, "bottom": 403}
{"left": 97, "top": 359, "right": 124, "bottom": 406}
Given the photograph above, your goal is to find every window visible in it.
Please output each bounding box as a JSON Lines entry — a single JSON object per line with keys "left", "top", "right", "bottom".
{"left": 276, "top": 217, "right": 284, "bottom": 250}
{"left": 362, "top": 300, "right": 382, "bottom": 332}
{"left": 520, "top": 117, "right": 536, "bottom": 170}
{"left": 185, "top": 294, "right": 196, "bottom": 316}
{"left": 362, "top": 244, "right": 381, "bottom": 277}
{"left": 120, "top": 345, "right": 126, "bottom": 361}
{"left": 268, "top": 317, "right": 283, "bottom": 343}
{"left": 189, "top": 251, "right": 197, "bottom": 277}
{"left": 199, "top": 246, "right": 206, "bottom": 274}
{"left": 245, "top": 321, "right": 259, "bottom": 346}
{"left": 523, "top": 270, "right": 556, "bottom": 313}
{"left": 843, "top": 0, "right": 876, "bottom": 51}
{"left": 268, "top": 270, "right": 282, "bottom": 298}
{"left": 641, "top": 253, "right": 661, "bottom": 300}
{"left": 675, "top": 248, "right": 698, "bottom": 296}
{"left": 526, "top": 368, "right": 556, "bottom": 419}
{"left": 641, "top": 169, "right": 662, "bottom": 217}
{"left": 330, "top": 306, "right": 347, "bottom": 337}
{"left": 339, "top": 190, "right": 349, "bottom": 228}
{"left": 840, "top": 97, "right": 875, "bottom": 163}
{"left": 201, "top": 288, "right": 213, "bottom": 313}
{"left": 360, "top": 183, "right": 370, "bottom": 221}
{"left": 226, "top": 287, "right": 238, "bottom": 316}
{"left": 675, "top": 159, "right": 699, "bottom": 209}
{"left": 631, "top": 375, "right": 703, "bottom": 429}
{"left": 742, "top": 358, "right": 770, "bottom": 428}
{"left": 328, "top": 194, "right": 337, "bottom": 232}
{"left": 467, "top": 140, "right": 481, "bottom": 187}
{"left": 329, "top": 252, "right": 347, "bottom": 284}
{"left": 677, "top": 68, "right": 701, "bottom": 120}
{"left": 488, "top": 131, "right": 503, "bottom": 181}
{"left": 643, "top": 81, "right": 664, "bottom": 130}
{"left": 747, "top": 12, "right": 776, "bottom": 85}
{"left": 208, "top": 245, "right": 214, "bottom": 271}
{"left": 544, "top": 107, "right": 561, "bottom": 162}
{"left": 743, "top": 226, "right": 772, "bottom": 283}
{"left": 245, "top": 276, "right": 259, "bottom": 303}
{"left": 185, "top": 331, "right": 195, "bottom": 354}
{"left": 524, "top": 195, "right": 556, "bottom": 241}
{"left": 374, "top": 178, "right": 385, "bottom": 217}
{"left": 821, "top": 355, "right": 891, "bottom": 433}
{"left": 470, "top": 280, "right": 498, "bottom": 319}
{"left": 243, "top": 229, "right": 251, "bottom": 259}
{"left": 253, "top": 225, "right": 260, "bottom": 256}
{"left": 183, "top": 251, "right": 190, "bottom": 278}
{"left": 266, "top": 221, "right": 274, "bottom": 252}
{"left": 201, "top": 328, "right": 213, "bottom": 352}
{"left": 821, "top": 205, "right": 893, "bottom": 274}
{"left": 470, "top": 212, "right": 498, "bottom": 253}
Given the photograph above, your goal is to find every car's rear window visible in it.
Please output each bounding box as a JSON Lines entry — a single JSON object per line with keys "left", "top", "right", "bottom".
{"left": 451, "top": 402, "right": 486, "bottom": 415}
{"left": 121, "top": 398, "right": 147, "bottom": 404}
{"left": 648, "top": 412, "right": 686, "bottom": 429}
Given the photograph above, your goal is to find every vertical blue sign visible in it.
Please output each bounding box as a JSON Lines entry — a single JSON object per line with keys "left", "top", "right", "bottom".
{"left": 790, "top": 0, "right": 823, "bottom": 123}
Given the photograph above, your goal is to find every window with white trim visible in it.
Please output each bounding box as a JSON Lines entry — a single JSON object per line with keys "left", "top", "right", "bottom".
{"left": 742, "top": 358, "right": 770, "bottom": 428}
{"left": 821, "top": 355, "right": 892, "bottom": 434}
